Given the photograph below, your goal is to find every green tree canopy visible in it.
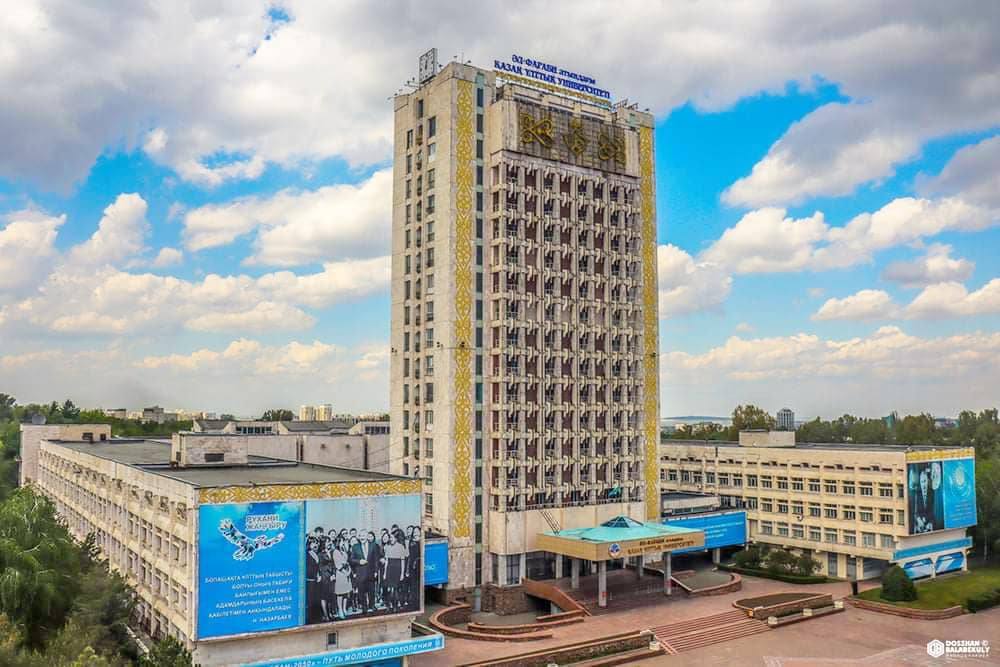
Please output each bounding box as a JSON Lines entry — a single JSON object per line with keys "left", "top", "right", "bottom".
{"left": 731, "top": 404, "right": 776, "bottom": 431}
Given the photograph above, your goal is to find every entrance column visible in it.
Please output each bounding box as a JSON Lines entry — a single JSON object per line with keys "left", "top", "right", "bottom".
{"left": 637, "top": 555, "right": 644, "bottom": 579}
{"left": 598, "top": 560, "right": 608, "bottom": 608}
{"left": 555, "top": 554, "right": 563, "bottom": 580}
{"left": 662, "top": 551, "right": 672, "bottom": 596}
{"left": 712, "top": 548, "right": 721, "bottom": 565}
{"left": 571, "top": 557, "right": 580, "bottom": 590}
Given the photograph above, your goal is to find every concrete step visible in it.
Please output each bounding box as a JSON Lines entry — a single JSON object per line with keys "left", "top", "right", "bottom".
{"left": 651, "top": 609, "right": 747, "bottom": 638}
{"left": 666, "top": 619, "right": 771, "bottom": 652}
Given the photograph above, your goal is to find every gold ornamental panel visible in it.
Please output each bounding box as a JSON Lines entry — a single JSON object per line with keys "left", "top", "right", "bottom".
{"left": 450, "top": 78, "right": 475, "bottom": 540}
{"left": 640, "top": 125, "right": 660, "bottom": 521}
{"left": 198, "top": 479, "right": 422, "bottom": 505}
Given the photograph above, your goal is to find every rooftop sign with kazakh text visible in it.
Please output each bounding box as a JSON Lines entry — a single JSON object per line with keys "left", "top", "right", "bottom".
{"left": 495, "top": 54, "right": 612, "bottom": 105}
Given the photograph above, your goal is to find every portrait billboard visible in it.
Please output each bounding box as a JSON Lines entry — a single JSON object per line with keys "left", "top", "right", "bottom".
{"left": 303, "top": 494, "right": 422, "bottom": 625}
{"left": 907, "top": 457, "right": 977, "bottom": 534}
{"left": 197, "top": 501, "right": 303, "bottom": 639}
{"left": 664, "top": 511, "right": 747, "bottom": 554}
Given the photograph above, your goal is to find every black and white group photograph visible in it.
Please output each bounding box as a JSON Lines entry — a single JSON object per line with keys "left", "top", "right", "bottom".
{"left": 304, "top": 497, "right": 422, "bottom": 624}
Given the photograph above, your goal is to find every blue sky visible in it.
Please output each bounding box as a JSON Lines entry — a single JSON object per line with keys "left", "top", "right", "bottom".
{"left": 1, "top": 3, "right": 998, "bottom": 419}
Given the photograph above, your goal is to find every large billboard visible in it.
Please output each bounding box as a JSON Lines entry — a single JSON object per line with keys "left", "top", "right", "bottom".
{"left": 304, "top": 495, "right": 421, "bottom": 624}
{"left": 907, "top": 456, "right": 976, "bottom": 534}
{"left": 197, "top": 494, "right": 421, "bottom": 640}
{"left": 664, "top": 511, "right": 747, "bottom": 554}
{"left": 198, "top": 501, "right": 303, "bottom": 639}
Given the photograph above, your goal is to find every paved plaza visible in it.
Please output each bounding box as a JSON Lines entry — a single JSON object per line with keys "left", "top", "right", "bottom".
{"left": 413, "top": 575, "right": 875, "bottom": 666}
{"left": 636, "top": 605, "right": 1000, "bottom": 666}
{"left": 414, "top": 573, "right": 1000, "bottom": 666}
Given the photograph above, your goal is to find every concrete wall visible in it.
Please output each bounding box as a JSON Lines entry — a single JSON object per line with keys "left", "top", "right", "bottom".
{"left": 738, "top": 430, "right": 796, "bottom": 448}
{"left": 172, "top": 433, "right": 249, "bottom": 466}
{"left": 19, "top": 423, "right": 112, "bottom": 485}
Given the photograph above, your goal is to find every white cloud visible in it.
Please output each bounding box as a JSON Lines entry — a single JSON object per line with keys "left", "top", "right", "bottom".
{"left": 6, "top": 253, "right": 388, "bottom": 336}
{"left": 662, "top": 326, "right": 1000, "bottom": 416}
{"left": 813, "top": 290, "right": 897, "bottom": 321}
{"left": 811, "top": 278, "right": 1000, "bottom": 321}
{"left": 182, "top": 169, "right": 391, "bottom": 266}
{"left": 657, "top": 244, "right": 731, "bottom": 317}
{"left": 3, "top": 4, "right": 998, "bottom": 193}
{"left": 701, "top": 197, "right": 995, "bottom": 276}
{"left": 701, "top": 208, "right": 827, "bottom": 273}
{"left": 152, "top": 247, "right": 183, "bottom": 268}
{"left": 807, "top": 287, "right": 825, "bottom": 299}
{"left": 734, "top": 322, "right": 754, "bottom": 333}
{"left": 1, "top": 338, "right": 388, "bottom": 416}
{"left": 186, "top": 302, "right": 316, "bottom": 333}
{"left": 67, "top": 193, "right": 148, "bottom": 266}
{"left": 903, "top": 280, "right": 1000, "bottom": 320}
{"left": 138, "top": 338, "right": 339, "bottom": 375}
{"left": 0, "top": 209, "right": 64, "bottom": 296}
{"left": 918, "top": 135, "right": 1000, "bottom": 209}
{"left": 255, "top": 257, "right": 390, "bottom": 308}
{"left": 881, "top": 244, "right": 974, "bottom": 288}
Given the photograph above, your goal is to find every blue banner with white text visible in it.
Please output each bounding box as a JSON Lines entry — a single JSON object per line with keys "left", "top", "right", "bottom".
{"left": 198, "top": 501, "right": 303, "bottom": 639}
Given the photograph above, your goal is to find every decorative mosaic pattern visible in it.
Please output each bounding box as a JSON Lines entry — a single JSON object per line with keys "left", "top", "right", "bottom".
{"left": 451, "top": 78, "right": 475, "bottom": 540}
{"left": 197, "top": 479, "right": 422, "bottom": 505}
{"left": 640, "top": 125, "right": 660, "bottom": 520}
{"left": 905, "top": 447, "right": 975, "bottom": 463}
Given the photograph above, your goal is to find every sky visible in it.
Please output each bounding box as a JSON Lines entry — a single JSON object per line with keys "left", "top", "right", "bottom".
{"left": 1, "top": 2, "right": 998, "bottom": 420}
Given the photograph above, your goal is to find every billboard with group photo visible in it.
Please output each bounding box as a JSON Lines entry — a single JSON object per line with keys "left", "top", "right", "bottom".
{"left": 906, "top": 454, "right": 976, "bottom": 535}
{"left": 197, "top": 494, "right": 421, "bottom": 640}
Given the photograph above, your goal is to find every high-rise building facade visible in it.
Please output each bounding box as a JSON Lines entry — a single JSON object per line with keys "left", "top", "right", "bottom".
{"left": 390, "top": 52, "right": 660, "bottom": 598}
{"left": 777, "top": 408, "right": 795, "bottom": 431}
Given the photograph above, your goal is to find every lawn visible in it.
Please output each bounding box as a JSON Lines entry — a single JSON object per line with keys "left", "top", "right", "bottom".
{"left": 858, "top": 565, "right": 1000, "bottom": 610}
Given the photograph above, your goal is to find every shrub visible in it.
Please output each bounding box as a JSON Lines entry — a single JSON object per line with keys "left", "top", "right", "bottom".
{"left": 764, "top": 549, "right": 797, "bottom": 575}
{"left": 966, "top": 588, "right": 1000, "bottom": 613}
{"left": 718, "top": 563, "right": 827, "bottom": 584}
{"left": 881, "top": 565, "right": 917, "bottom": 602}
{"left": 733, "top": 544, "right": 769, "bottom": 570}
{"left": 794, "top": 553, "right": 821, "bottom": 577}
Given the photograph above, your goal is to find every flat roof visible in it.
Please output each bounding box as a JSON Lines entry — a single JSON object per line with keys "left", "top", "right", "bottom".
{"left": 44, "top": 438, "right": 400, "bottom": 488}
{"left": 662, "top": 439, "right": 967, "bottom": 453}
{"left": 661, "top": 491, "right": 718, "bottom": 502}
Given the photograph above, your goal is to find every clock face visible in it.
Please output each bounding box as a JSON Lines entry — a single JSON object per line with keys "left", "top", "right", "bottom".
{"left": 419, "top": 48, "right": 437, "bottom": 83}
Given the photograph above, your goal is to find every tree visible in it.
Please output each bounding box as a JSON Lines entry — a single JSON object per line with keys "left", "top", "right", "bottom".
{"left": 975, "top": 455, "right": 1000, "bottom": 560}
{"left": 139, "top": 636, "right": 195, "bottom": 667}
{"left": 895, "top": 413, "right": 937, "bottom": 444}
{"left": 0, "top": 489, "right": 83, "bottom": 648}
{"left": 880, "top": 565, "right": 917, "bottom": 602}
{"left": 0, "top": 395, "right": 15, "bottom": 421}
{"left": 260, "top": 409, "right": 293, "bottom": 421}
{"left": 61, "top": 400, "right": 81, "bottom": 421}
{"left": 731, "top": 405, "right": 776, "bottom": 432}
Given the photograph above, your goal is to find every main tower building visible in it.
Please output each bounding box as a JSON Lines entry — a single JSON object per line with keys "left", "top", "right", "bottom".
{"left": 390, "top": 50, "right": 660, "bottom": 602}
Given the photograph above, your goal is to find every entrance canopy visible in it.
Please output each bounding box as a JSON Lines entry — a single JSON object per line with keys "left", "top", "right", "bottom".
{"left": 536, "top": 515, "right": 704, "bottom": 561}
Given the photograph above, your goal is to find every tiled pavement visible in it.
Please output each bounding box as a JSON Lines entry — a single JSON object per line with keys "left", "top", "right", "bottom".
{"left": 412, "top": 574, "right": 877, "bottom": 666}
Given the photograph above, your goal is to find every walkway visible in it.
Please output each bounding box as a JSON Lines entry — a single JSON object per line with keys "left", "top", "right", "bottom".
{"left": 412, "top": 575, "right": 871, "bottom": 666}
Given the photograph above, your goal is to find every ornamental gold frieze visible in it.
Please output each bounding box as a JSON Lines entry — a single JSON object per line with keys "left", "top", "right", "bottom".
{"left": 197, "top": 479, "right": 422, "bottom": 505}
{"left": 516, "top": 101, "right": 628, "bottom": 173}
{"left": 904, "top": 447, "right": 975, "bottom": 462}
